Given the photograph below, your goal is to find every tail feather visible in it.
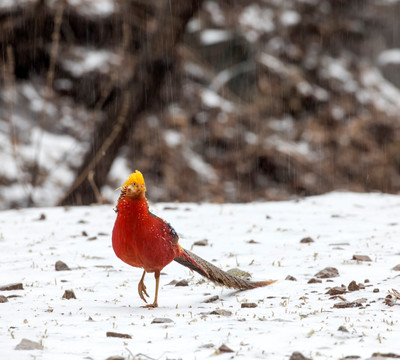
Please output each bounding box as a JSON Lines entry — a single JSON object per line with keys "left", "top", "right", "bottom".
{"left": 174, "top": 248, "right": 276, "bottom": 290}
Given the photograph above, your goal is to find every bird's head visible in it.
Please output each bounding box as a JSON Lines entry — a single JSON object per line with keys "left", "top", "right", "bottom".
{"left": 118, "top": 170, "right": 146, "bottom": 199}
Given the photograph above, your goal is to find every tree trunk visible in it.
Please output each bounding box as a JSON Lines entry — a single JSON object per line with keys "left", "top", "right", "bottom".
{"left": 59, "top": 0, "right": 203, "bottom": 206}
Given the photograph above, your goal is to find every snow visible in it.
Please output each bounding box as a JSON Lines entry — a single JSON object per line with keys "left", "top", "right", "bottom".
{"left": 62, "top": 47, "right": 121, "bottom": 77}
{"left": 200, "top": 89, "right": 236, "bottom": 113}
{"left": 378, "top": 49, "right": 400, "bottom": 65}
{"left": 200, "top": 29, "right": 233, "bottom": 46}
{"left": 1, "top": 192, "right": 400, "bottom": 359}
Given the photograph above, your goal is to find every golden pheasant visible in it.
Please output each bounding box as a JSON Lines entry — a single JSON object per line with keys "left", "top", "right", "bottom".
{"left": 112, "top": 170, "right": 275, "bottom": 307}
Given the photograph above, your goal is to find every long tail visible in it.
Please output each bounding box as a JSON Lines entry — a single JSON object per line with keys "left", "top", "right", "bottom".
{"left": 174, "top": 248, "right": 276, "bottom": 290}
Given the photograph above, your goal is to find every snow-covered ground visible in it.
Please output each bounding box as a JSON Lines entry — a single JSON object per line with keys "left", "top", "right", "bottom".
{"left": 1, "top": 192, "right": 400, "bottom": 360}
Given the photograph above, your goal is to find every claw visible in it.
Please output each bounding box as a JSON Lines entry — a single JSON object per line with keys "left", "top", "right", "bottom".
{"left": 141, "top": 302, "right": 158, "bottom": 308}
{"left": 138, "top": 271, "right": 150, "bottom": 304}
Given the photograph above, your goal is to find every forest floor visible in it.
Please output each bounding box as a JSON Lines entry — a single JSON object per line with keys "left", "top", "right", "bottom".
{"left": 0, "top": 192, "right": 400, "bottom": 359}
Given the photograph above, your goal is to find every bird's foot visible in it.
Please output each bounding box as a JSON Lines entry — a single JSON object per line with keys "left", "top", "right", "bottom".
{"left": 138, "top": 279, "right": 150, "bottom": 303}
{"left": 141, "top": 302, "right": 158, "bottom": 308}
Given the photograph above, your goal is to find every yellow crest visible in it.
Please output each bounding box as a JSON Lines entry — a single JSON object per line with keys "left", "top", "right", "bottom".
{"left": 117, "top": 170, "right": 146, "bottom": 190}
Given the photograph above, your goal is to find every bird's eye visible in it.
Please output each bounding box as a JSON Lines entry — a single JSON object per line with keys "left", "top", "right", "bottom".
{"left": 133, "top": 182, "right": 136, "bottom": 186}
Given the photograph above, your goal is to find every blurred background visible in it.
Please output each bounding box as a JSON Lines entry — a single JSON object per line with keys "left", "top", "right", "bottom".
{"left": 1, "top": 0, "right": 400, "bottom": 209}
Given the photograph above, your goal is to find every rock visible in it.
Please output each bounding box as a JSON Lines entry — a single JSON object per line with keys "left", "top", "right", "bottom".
{"left": 289, "top": 351, "right": 311, "bottom": 360}
{"left": 385, "top": 295, "right": 397, "bottom": 307}
{"left": 338, "top": 325, "right": 349, "bottom": 332}
{"left": 199, "top": 343, "right": 214, "bottom": 349}
{"left": 246, "top": 239, "right": 260, "bottom": 244}
{"left": 326, "top": 286, "right": 347, "bottom": 295}
{"left": 227, "top": 268, "right": 251, "bottom": 279}
{"left": 166, "top": 280, "right": 178, "bottom": 285}
{"left": 300, "top": 237, "right": 314, "bottom": 243}
{"left": 62, "top": 290, "right": 76, "bottom": 299}
{"left": 193, "top": 239, "right": 208, "bottom": 246}
{"left": 209, "top": 309, "right": 232, "bottom": 316}
{"left": 308, "top": 278, "right": 322, "bottom": 284}
{"left": 241, "top": 302, "right": 257, "bottom": 308}
{"left": 392, "top": 264, "right": 400, "bottom": 271}
{"left": 285, "top": 275, "right": 297, "bottom": 281}
{"left": 0, "top": 283, "right": 23, "bottom": 291}
{"left": 334, "top": 298, "right": 367, "bottom": 309}
{"left": 37, "top": 213, "right": 46, "bottom": 221}
{"left": 371, "top": 353, "right": 400, "bottom": 359}
{"left": 15, "top": 338, "right": 43, "bottom": 350}
{"left": 106, "top": 356, "right": 125, "bottom": 360}
{"left": 352, "top": 255, "right": 372, "bottom": 262}
{"left": 348, "top": 281, "right": 360, "bottom": 291}
{"left": 373, "top": 288, "right": 379, "bottom": 293}
{"left": 218, "top": 344, "right": 234, "bottom": 353}
{"left": 203, "top": 295, "right": 219, "bottom": 303}
{"left": 315, "top": 267, "right": 339, "bottom": 279}
{"left": 151, "top": 318, "right": 174, "bottom": 324}
{"left": 55, "top": 260, "right": 70, "bottom": 271}
{"left": 0, "top": 295, "right": 8, "bottom": 303}
{"left": 175, "top": 279, "right": 189, "bottom": 287}
{"left": 106, "top": 331, "right": 132, "bottom": 339}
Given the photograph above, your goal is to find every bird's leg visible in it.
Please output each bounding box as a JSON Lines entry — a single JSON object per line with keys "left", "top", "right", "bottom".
{"left": 138, "top": 270, "right": 149, "bottom": 303}
{"left": 142, "top": 270, "right": 160, "bottom": 308}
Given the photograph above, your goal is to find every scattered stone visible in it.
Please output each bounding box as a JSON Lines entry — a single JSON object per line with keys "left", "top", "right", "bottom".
{"left": 166, "top": 280, "right": 178, "bottom": 285}
{"left": 246, "top": 239, "right": 260, "bottom": 244}
{"left": 106, "top": 331, "right": 132, "bottom": 339}
{"left": 385, "top": 295, "right": 397, "bottom": 307}
{"left": 241, "top": 302, "right": 257, "bottom": 308}
{"left": 358, "top": 283, "right": 365, "bottom": 289}
{"left": 334, "top": 298, "right": 367, "bottom": 309}
{"left": 315, "top": 267, "right": 339, "bottom": 279}
{"left": 0, "top": 295, "right": 8, "bottom": 303}
{"left": 0, "top": 283, "right": 23, "bottom": 291}
{"left": 193, "top": 239, "right": 208, "bottom": 246}
{"left": 203, "top": 295, "right": 219, "bottom": 303}
{"left": 15, "top": 338, "right": 43, "bottom": 350}
{"left": 62, "top": 290, "right": 76, "bottom": 299}
{"left": 348, "top": 281, "right": 360, "bottom": 291}
{"left": 373, "top": 288, "right": 379, "bottom": 293}
{"left": 175, "top": 279, "right": 189, "bottom": 287}
{"left": 37, "top": 213, "right": 46, "bottom": 221}
{"left": 392, "top": 264, "right": 400, "bottom": 271}
{"left": 105, "top": 356, "right": 125, "bottom": 360}
{"left": 82, "top": 231, "right": 88, "bottom": 236}
{"left": 218, "top": 344, "right": 234, "bottom": 353}
{"left": 344, "top": 356, "right": 360, "bottom": 359}
{"left": 371, "top": 353, "right": 400, "bottom": 358}
{"left": 227, "top": 268, "right": 251, "bottom": 279}
{"left": 199, "top": 343, "right": 214, "bottom": 349}
{"left": 285, "top": 275, "right": 297, "bottom": 281}
{"left": 151, "top": 318, "right": 174, "bottom": 324}
{"left": 209, "top": 309, "right": 232, "bottom": 316}
{"left": 326, "top": 286, "right": 347, "bottom": 295}
{"left": 87, "top": 236, "right": 97, "bottom": 241}
{"left": 55, "top": 260, "right": 70, "bottom": 271}
{"left": 289, "top": 351, "right": 311, "bottom": 360}
{"left": 163, "top": 206, "right": 178, "bottom": 210}
{"left": 338, "top": 325, "right": 349, "bottom": 332}
{"left": 300, "top": 237, "right": 314, "bottom": 243}
{"left": 365, "top": 279, "right": 370, "bottom": 283}
{"left": 352, "top": 255, "right": 372, "bottom": 262}
{"left": 308, "top": 278, "right": 322, "bottom": 284}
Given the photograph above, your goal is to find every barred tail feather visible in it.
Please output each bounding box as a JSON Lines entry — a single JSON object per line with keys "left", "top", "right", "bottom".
{"left": 174, "top": 248, "right": 276, "bottom": 290}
